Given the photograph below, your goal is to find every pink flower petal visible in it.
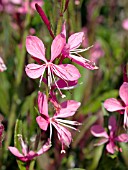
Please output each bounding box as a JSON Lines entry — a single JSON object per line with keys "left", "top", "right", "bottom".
{"left": 106, "top": 141, "right": 115, "bottom": 154}
{"left": 123, "top": 107, "right": 128, "bottom": 129}
{"left": 36, "top": 116, "right": 49, "bottom": 131}
{"left": 52, "top": 122, "right": 72, "bottom": 147}
{"left": 108, "top": 116, "right": 117, "bottom": 133}
{"left": 26, "top": 36, "right": 46, "bottom": 62}
{"left": 8, "top": 147, "right": 24, "bottom": 158}
{"left": 53, "top": 64, "right": 81, "bottom": 81}
{"left": 54, "top": 100, "right": 81, "bottom": 118}
{"left": 38, "top": 92, "right": 49, "bottom": 117}
{"left": 91, "top": 125, "right": 109, "bottom": 138}
{"left": 122, "top": 19, "right": 128, "bottom": 30}
{"left": 68, "top": 32, "right": 84, "bottom": 50}
{"left": 55, "top": 79, "right": 78, "bottom": 90}
{"left": 94, "top": 138, "right": 108, "bottom": 146}
{"left": 25, "top": 64, "right": 46, "bottom": 79}
{"left": 50, "top": 33, "right": 65, "bottom": 62}
{"left": 28, "top": 151, "right": 37, "bottom": 158}
{"left": 119, "top": 82, "right": 128, "bottom": 105}
{"left": 69, "top": 54, "right": 98, "bottom": 70}
{"left": 104, "top": 98, "right": 125, "bottom": 112}
{"left": 37, "top": 139, "right": 51, "bottom": 155}
{"left": 0, "top": 57, "right": 7, "bottom": 72}
{"left": 115, "top": 133, "right": 128, "bottom": 142}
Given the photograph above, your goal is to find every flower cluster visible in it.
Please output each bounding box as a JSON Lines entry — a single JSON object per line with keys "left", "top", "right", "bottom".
{"left": 91, "top": 82, "right": 128, "bottom": 154}
{"left": 8, "top": 3, "right": 98, "bottom": 163}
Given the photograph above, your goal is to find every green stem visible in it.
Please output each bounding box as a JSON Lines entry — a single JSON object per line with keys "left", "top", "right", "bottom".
{"left": 56, "top": 0, "right": 66, "bottom": 35}
{"left": 3, "top": 12, "right": 31, "bottom": 162}
{"left": 4, "top": 92, "right": 18, "bottom": 161}
{"left": 56, "top": 16, "right": 63, "bottom": 36}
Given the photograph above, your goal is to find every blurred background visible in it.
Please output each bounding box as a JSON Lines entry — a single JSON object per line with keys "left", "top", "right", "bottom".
{"left": 0, "top": 0, "right": 128, "bottom": 169}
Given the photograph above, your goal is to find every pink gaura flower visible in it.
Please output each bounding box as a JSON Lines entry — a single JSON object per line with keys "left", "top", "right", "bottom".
{"left": 0, "top": 57, "right": 7, "bottom": 72}
{"left": 61, "top": 22, "right": 98, "bottom": 70}
{"left": 25, "top": 34, "right": 81, "bottom": 91}
{"left": 91, "top": 116, "right": 128, "bottom": 154}
{"left": 104, "top": 82, "right": 128, "bottom": 129}
{"left": 122, "top": 18, "right": 128, "bottom": 31}
{"left": 8, "top": 135, "right": 51, "bottom": 162}
{"left": 36, "top": 92, "right": 81, "bottom": 153}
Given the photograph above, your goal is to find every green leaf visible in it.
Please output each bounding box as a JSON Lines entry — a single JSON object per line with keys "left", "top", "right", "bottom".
{"left": 14, "top": 119, "right": 22, "bottom": 154}
{"left": 82, "top": 90, "right": 118, "bottom": 114}
{"left": 88, "top": 145, "right": 104, "bottom": 170}
{"left": 120, "top": 143, "right": 128, "bottom": 167}
{"left": 72, "top": 115, "right": 97, "bottom": 148}
{"left": 20, "top": 92, "right": 37, "bottom": 117}
{"left": 0, "top": 73, "right": 10, "bottom": 115}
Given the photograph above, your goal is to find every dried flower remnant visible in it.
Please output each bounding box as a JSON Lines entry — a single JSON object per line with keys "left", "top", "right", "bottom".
{"left": 0, "top": 123, "right": 4, "bottom": 147}
{"left": 91, "top": 116, "right": 128, "bottom": 154}
{"left": 8, "top": 135, "right": 51, "bottom": 162}
{"left": 104, "top": 82, "right": 128, "bottom": 129}
{"left": 25, "top": 35, "right": 80, "bottom": 95}
{"left": 36, "top": 92, "right": 81, "bottom": 153}
{"left": 0, "top": 57, "right": 7, "bottom": 72}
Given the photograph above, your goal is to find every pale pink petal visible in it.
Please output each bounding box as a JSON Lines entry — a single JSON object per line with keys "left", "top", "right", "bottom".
{"left": 122, "top": 19, "right": 128, "bottom": 30}
{"left": 106, "top": 142, "right": 115, "bottom": 154}
{"left": 36, "top": 116, "right": 49, "bottom": 131}
{"left": 28, "top": 151, "right": 37, "bottom": 158}
{"left": 68, "top": 32, "right": 84, "bottom": 50}
{"left": 50, "top": 34, "right": 65, "bottom": 62}
{"left": 31, "top": 1, "right": 43, "bottom": 10}
{"left": 91, "top": 125, "right": 109, "bottom": 138}
{"left": 10, "top": 0, "right": 22, "bottom": 4}
{"left": 108, "top": 116, "right": 117, "bottom": 133}
{"left": 25, "top": 64, "right": 46, "bottom": 79}
{"left": 38, "top": 92, "right": 49, "bottom": 117}
{"left": 94, "top": 138, "right": 108, "bottom": 146}
{"left": 37, "top": 139, "right": 51, "bottom": 155}
{"left": 69, "top": 54, "right": 98, "bottom": 70}
{"left": 119, "top": 82, "right": 128, "bottom": 105}
{"left": 123, "top": 107, "right": 128, "bottom": 129}
{"left": 8, "top": 147, "right": 24, "bottom": 158}
{"left": 26, "top": 36, "right": 46, "bottom": 62}
{"left": 104, "top": 98, "right": 125, "bottom": 112}
{"left": 115, "top": 134, "right": 128, "bottom": 142}
{"left": 52, "top": 122, "right": 72, "bottom": 147}
{"left": 52, "top": 64, "right": 81, "bottom": 81}
{"left": 54, "top": 100, "right": 81, "bottom": 118}
{"left": 0, "top": 57, "right": 7, "bottom": 72}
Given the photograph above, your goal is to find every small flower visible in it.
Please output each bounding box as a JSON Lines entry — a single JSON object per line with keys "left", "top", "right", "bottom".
{"left": 91, "top": 116, "right": 128, "bottom": 154}
{"left": 0, "top": 57, "right": 7, "bottom": 72}
{"left": 104, "top": 82, "right": 128, "bottom": 129}
{"left": 8, "top": 135, "right": 51, "bottom": 162}
{"left": 122, "top": 19, "right": 128, "bottom": 31}
{"left": 61, "top": 22, "right": 98, "bottom": 70}
{"left": 36, "top": 92, "right": 81, "bottom": 153}
{"left": 25, "top": 35, "right": 81, "bottom": 93}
